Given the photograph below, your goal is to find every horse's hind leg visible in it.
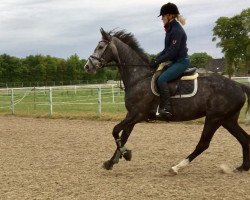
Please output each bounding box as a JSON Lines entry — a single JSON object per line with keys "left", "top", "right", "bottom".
{"left": 222, "top": 116, "right": 250, "bottom": 171}
{"left": 170, "top": 118, "right": 221, "bottom": 175}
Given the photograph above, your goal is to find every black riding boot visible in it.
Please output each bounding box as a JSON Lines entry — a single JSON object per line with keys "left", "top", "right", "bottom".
{"left": 158, "top": 82, "right": 173, "bottom": 119}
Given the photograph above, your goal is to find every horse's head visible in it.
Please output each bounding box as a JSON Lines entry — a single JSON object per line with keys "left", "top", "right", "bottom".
{"left": 84, "top": 28, "right": 116, "bottom": 73}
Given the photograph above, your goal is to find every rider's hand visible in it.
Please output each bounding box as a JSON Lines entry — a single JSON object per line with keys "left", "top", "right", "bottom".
{"left": 149, "top": 59, "right": 158, "bottom": 69}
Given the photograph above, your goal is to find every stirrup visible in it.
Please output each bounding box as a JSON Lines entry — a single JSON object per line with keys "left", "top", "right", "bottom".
{"left": 159, "top": 108, "right": 173, "bottom": 119}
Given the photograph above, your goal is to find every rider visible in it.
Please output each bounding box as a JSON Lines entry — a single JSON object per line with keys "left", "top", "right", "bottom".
{"left": 150, "top": 2, "right": 189, "bottom": 119}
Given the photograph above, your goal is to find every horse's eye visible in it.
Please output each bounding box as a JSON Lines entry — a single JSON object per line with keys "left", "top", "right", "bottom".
{"left": 98, "top": 46, "right": 104, "bottom": 50}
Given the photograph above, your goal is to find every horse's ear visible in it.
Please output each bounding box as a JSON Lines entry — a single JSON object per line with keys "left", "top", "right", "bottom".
{"left": 100, "top": 28, "right": 111, "bottom": 42}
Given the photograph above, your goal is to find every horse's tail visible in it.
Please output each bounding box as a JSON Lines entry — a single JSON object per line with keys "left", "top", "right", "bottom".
{"left": 241, "top": 84, "right": 250, "bottom": 114}
{"left": 241, "top": 84, "right": 250, "bottom": 142}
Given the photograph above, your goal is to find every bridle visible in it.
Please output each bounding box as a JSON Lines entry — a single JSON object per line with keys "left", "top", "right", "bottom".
{"left": 88, "top": 37, "right": 152, "bottom": 69}
{"left": 88, "top": 38, "right": 121, "bottom": 69}
{"left": 87, "top": 37, "right": 154, "bottom": 89}
{"left": 88, "top": 41, "right": 108, "bottom": 68}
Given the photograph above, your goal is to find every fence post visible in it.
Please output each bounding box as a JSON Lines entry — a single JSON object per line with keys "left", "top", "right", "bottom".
{"left": 49, "top": 87, "right": 53, "bottom": 116}
{"left": 11, "top": 89, "right": 14, "bottom": 114}
{"left": 112, "top": 85, "right": 115, "bottom": 103}
{"left": 33, "top": 87, "right": 36, "bottom": 110}
{"left": 98, "top": 86, "right": 101, "bottom": 117}
{"left": 6, "top": 84, "right": 9, "bottom": 95}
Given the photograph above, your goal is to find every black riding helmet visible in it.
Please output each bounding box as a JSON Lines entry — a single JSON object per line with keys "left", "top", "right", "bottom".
{"left": 158, "top": 2, "right": 180, "bottom": 17}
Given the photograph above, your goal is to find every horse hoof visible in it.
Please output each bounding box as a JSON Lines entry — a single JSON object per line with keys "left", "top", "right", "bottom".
{"left": 168, "top": 167, "right": 178, "bottom": 176}
{"left": 123, "top": 150, "right": 132, "bottom": 161}
{"left": 234, "top": 166, "right": 250, "bottom": 172}
{"left": 102, "top": 160, "right": 113, "bottom": 170}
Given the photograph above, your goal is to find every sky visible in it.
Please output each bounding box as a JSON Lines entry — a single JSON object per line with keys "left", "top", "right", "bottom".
{"left": 0, "top": 0, "right": 249, "bottom": 59}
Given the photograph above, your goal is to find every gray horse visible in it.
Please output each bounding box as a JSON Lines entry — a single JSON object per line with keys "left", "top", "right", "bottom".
{"left": 84, "top": 28, "right": 250, "bottom": 174}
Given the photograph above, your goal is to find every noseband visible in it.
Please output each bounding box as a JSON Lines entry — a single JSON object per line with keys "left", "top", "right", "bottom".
{"left": 88, "top": 40, "right": 108, "bottom": 68}
{"left": 88, "top": 38, "right": 121, "bottom": 68}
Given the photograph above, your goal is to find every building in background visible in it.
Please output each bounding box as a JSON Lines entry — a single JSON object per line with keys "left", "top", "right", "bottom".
{"left": 197, "top": 58, "right": 225, "bottom": 74}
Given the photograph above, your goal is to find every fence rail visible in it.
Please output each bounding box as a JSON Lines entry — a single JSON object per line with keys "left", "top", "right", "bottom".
{"left": 0, "top": 80, "right": 120, "bottom": 88}
{"left": 0, "top": 84, "right": 125, "bottom": 117}
{"left": 1, "top": 77, "right": 250, "bottom": 119}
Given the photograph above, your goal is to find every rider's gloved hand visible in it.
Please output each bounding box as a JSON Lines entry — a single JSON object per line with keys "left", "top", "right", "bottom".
{"left": 149, "top": 59, "right": 158, "bottom": 69}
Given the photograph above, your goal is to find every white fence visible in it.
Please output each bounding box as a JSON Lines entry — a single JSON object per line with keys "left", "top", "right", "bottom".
{"left": 231, "top": 77, "right": 250, "bottom": 82}
{"left": 0, "top": 84, "right": 125, "bottom": 117}
{"left": 1, "top": 77, "right": 250, "bottom": 119}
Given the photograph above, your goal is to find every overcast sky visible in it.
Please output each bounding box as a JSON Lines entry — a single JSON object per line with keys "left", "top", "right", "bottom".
{"left": 0, "top": 0, "right": 249, "bottom": 59}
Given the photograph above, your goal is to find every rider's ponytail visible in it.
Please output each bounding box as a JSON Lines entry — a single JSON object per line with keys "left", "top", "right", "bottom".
{"left": 177, "top": 15, "right": 186, "bottom": 26}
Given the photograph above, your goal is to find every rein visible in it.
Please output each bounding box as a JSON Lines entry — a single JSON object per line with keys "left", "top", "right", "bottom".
{"left": 88, "top": 37, "right": 154, "bottom": 90}
{"left": 104, "top": 63, "right": 150, "bottom": 67}
{"left": 111, "top": 62, "right": 154, "bottom": 90}
{"left": 107, "top": 39, "right": 153, "bottom": 90}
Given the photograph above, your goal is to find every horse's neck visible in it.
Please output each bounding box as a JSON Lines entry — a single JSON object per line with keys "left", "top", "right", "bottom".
{"left": 113, "top": 39, "right": 151, "bottom": 88}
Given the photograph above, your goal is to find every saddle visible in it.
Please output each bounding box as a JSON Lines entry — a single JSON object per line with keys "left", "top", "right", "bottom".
{"left": 151, "top": 62, "right": 199, "bottom": 98}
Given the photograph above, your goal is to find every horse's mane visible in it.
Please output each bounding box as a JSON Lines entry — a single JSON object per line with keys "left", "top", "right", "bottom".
{"left": 110, "top": 30, "right": 149, "bottom": 63}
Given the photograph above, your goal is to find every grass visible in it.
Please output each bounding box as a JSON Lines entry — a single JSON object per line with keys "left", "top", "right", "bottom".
{"left": 0, "top": 86, "right": 127, "bottom": 121}
{"left": 0, "top": 85, "right": 249, "bottom": 124}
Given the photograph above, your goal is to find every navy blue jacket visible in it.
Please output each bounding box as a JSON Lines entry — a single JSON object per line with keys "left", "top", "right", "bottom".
{"left": 155, "top": 19, "right": 188, "bottom": 65}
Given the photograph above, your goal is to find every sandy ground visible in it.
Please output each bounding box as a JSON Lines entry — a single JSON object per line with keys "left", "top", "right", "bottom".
{"left": 0, "top": 116, "right": 250, "bottom": 200}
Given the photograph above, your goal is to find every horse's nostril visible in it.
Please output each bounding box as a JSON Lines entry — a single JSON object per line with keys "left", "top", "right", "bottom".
{"left": 85, "top": 65, "right": 89, "bottom": 70}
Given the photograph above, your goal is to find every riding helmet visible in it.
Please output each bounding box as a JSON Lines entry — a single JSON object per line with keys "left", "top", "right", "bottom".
{"left": 158, "top": 2, "right": 180, "bottom": 17}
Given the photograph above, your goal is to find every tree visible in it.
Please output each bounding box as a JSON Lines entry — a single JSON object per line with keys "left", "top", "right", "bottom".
{"left": 0, "top": 56, "right": 6, "bottom": 81}
{"left": 189, "top": 53, "right": 212, "bottom": 68}
{"left": 0, "top": 54, "right": 23, "bottom": 83}
{"left": 56, "top": 58, "right": 67, "bottom": 83}
{"left": 212, "top": 9, "right": 250, "bottom": 77}
{"left": 241, "top": 9, "right": 250, "bottom": 73}
{"left": 148, "top": 54, "right": 157, "bottom": 61}
{"left": 43, "top": 55, "right": 60, "bottom": 83}
{"left": 0, "top": 53, "right": 121, "bottom": 86}
{"left": 23, "top": 55, "right": 46, "bottom": 83}
{"left": 66, "top": 54, "right": 83, "bottom": 81}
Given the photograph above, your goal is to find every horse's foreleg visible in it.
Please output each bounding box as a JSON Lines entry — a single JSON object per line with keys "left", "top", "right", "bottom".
{"left": 169, "top": 118, "right": 221, "bottom": 175}
{"left": 103, "top": 116, "right": 136, "bottom": 170}
{"left": 111, "top": 123, "right": 135, "bottom": 162}
{"left": 119, "top": 123, "right": 135, "bottom": 161}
